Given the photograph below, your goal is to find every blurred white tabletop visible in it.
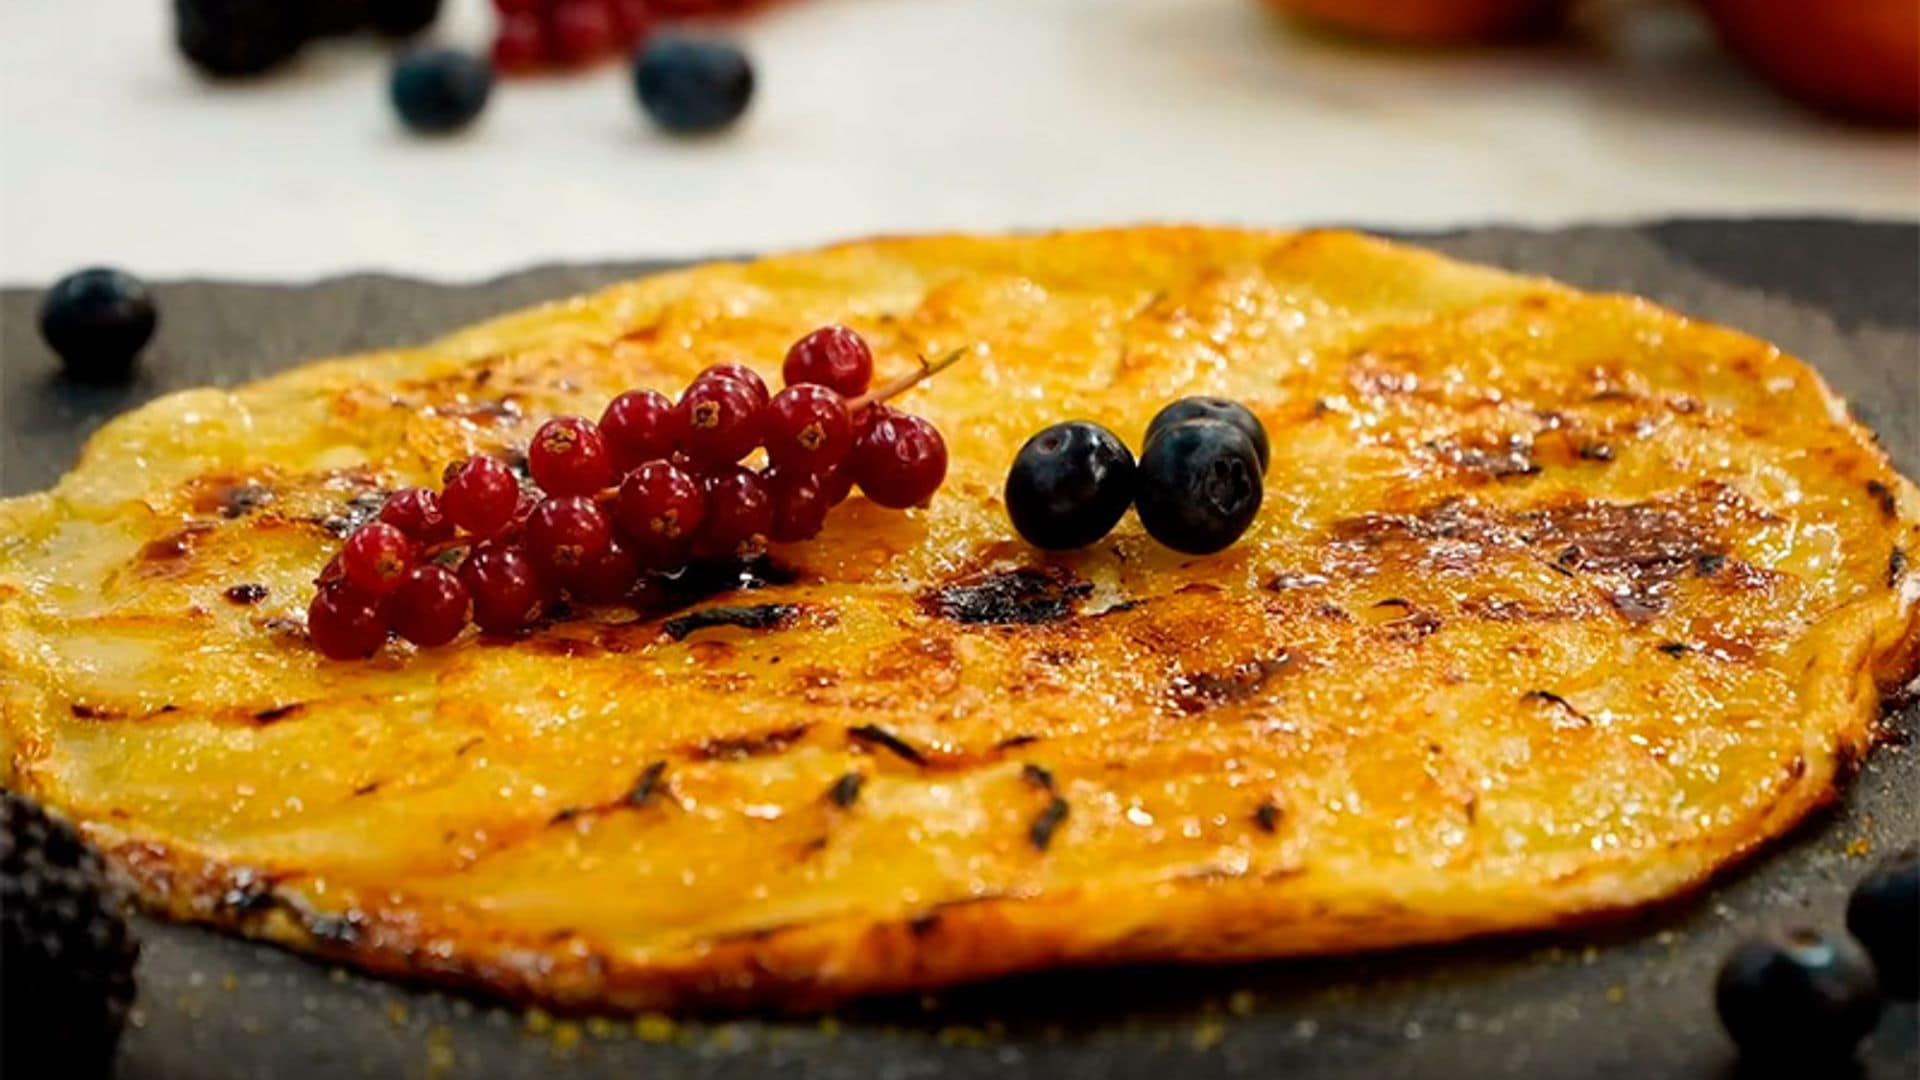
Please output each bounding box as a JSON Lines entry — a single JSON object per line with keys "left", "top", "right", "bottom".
{"left": 1, "top": 0, "right": 1915, "bottom": 283}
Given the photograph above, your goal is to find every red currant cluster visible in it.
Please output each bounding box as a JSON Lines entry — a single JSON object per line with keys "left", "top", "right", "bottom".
{"left": 307, "top": 325, "right": 954, "bottom": 659}
{"left": 491, "top": 0, "right": 653, "bottom": 74}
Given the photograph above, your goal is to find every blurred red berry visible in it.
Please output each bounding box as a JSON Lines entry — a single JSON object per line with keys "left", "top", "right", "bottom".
{"left": 550, "top": 0, "right": 618, "bottom": 65}
{"left": 493, "top": 12, "right": 549, "bottom": 73}
{"left": 610, "top": 0, "right": 652, "bottom": 44}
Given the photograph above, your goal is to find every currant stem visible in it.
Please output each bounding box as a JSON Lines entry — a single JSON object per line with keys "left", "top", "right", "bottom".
{"left": 847, "top": 347, "right": 966, "bottom": 412}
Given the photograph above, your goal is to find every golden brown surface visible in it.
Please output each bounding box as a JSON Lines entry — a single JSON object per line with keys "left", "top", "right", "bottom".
{"left": 2, "top": 228, "right": 1916, "bottom": 1011}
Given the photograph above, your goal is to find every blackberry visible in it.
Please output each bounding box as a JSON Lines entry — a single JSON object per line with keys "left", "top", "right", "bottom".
{"left": 369, "top": 0, "right": 443, "bottom": 38}
{"left": 1, "top": 791, "right": 140, "bottom": 1080}
{"left": 176, "top": 0, "right": 304, "bottom": 77}
{"left": 301, "top": 0, "right": 370, "bottom": 37}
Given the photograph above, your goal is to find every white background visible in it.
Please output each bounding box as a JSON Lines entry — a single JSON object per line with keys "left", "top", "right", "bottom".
{"left": 1, "top": 0, "right": 1915, "bottom": 283}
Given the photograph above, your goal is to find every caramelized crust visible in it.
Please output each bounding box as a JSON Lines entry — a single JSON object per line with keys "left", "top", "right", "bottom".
{"left": 2, "top": 228, "right": 1916, "bottom": 1010}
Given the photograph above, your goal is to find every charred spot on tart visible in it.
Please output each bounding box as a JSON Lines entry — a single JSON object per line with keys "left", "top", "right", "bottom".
{"left": 1028, "top": 796, "right": 1070, "bottom": 851}
{"left": 429, "top": 397, "right": 524, "bottom": 426}
{"left": 921, "top": 565, "right": 1092, "bottom": 626}
{"left": 1167, "top": 655, "right": 1292, "bottom": 715}
{"left": 1425, "top": 433, "right": 1540, "bottom": 481}
{"left": 188, "top": 476, "right": 277, "bottom": 519}
{"left": 1892, "top": 547, "right": 1908, "bottom": 588}
{"left": 845, "top": 724, "right": 926, "bottom": 766}
{"left": 826, "top": 772, "right": 864, "bottom": 808}
{"left": 249, "top": 703, "right": 304, "bottom": 724}
{"left": 314, "top": 489, "right": 393, "bottom": 539}
{"left": 627, "top": 761, "right": 669, "bottom": 807}
{"left": 689, "top": 723, "right": 811, "bottom": 762}
{"left": 1331, "top": 488, "right": 1752, "bottom": 624}
{"left": 662, "top": 603, "right": 801, "bottom": 642}
{"left": 1866, "top": 480, "right": 1898, "bottom": 520}
{"left": 138, "top": 521, "right": 219, "bottom": 565}
{"left": 1020, "top": 763, "right": 1055, "bottom": 792}
{"left": 1522, "top": 689, "right": 1592, "bottom": 727}
{"left": 1252, "top": 800, "right": 1282, "bottom": 833}
{"left": 223, "top": 583, "right": 269, "bottom": 605}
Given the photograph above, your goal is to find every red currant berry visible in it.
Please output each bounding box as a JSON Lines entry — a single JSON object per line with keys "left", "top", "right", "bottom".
{"left": 550, "top": 0, "right": 617, "bottom": 64}
{"left": 763, "top": 383, "right": 852, "bottom": 473}
{"left": 525, "top": 495, "right": 614, "bottom": 580}
{"left": 816, "top": 458, "right": 855, "bottom": 505}
{"left": 389, "top": 564, "right": 470, "bottom": 647}
{"left": 763, "top": 465, "right": 831, "bottom": 543}
{"left": 315, "top": 551, "right": 345, "bottom": 586}
{"left": 678, "top": 376, "right": 764, "bottom": 467}
{"left": 378, "top": 486, "right": 453, "bottom": 544}
{"left": 308, "top": 580, "right": 390, "bottom": 660}
{"left": 442, "top": 455, "right": 521, "bottom": 536}
{"left": 492, "top": 12, "right": 549, "bottom": 72}
{"left": 853, "top": 412, "right": 948, "bottom": 509}
{"left": 341, "top": 522, "right": 416, "bottom": 595}
{"left": 460, "top": 542, "right": 548, "bottom": 634}
{"left": 614, "top": 460, "right": 706, "bottom": 566}
{"left": 692, "top": 362, "right": 771, "bottom": 408}
{"left": 568, "top": 535, "right": 642, "bottom": 603}
{"left": 784, "top": 325, "right": 873, "bottom": 397}
{"left": 600, "top": 389, "right": 681, "bottom": 473}
{"left": 697, "top": 465, "right": 774, "bottom": 560}
{"left": 530, "top": 416, "right": 614, "bottom": 496}
{"left": 851, "top": 401, "right": 896, "bottom": 439}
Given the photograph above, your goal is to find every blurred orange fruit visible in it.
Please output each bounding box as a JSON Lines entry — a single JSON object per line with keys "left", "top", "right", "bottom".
{"left": 1263, "top": 0, "right": 1568, "bottom": 44}
{"left": 1699, "top": 0, "right": 1918, "bottom": 124}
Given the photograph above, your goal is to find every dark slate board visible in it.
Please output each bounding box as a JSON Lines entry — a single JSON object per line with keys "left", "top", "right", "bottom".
{"left": 1, "top": 220, "right": 1915, "bottom": 1080}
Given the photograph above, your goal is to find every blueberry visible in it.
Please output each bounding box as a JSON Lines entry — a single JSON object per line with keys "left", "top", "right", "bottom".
{"left": 1006, "top": 421, "right": 1136, "bottom": 551}
{"left": 39, "top": 269, "right": 158, "bottom": 382}
{"left": 1847, "top": 850, "right": 1917, "bottom": 998}
{"left": 1134, "top": 419, "right": 1263, "bottom": 555}
{"left": 1145, "top": 397, "right": 1269, "bottom": 473}
{"left": 389, "top": 48, "right": 491, "bottom": 135}
{"left": 176, "top": 0, "right": 303, "bottom": 77}
{"left": 1715, "top": 926, "right": 1881, "bottom": 1064}
{"left": 634, "top": 39, "right": 754, "bottom": 135}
